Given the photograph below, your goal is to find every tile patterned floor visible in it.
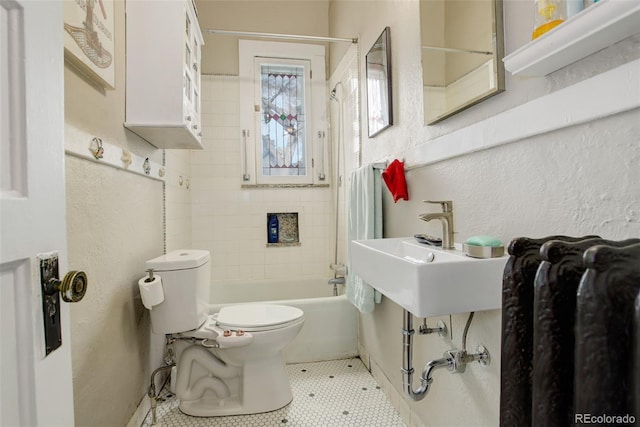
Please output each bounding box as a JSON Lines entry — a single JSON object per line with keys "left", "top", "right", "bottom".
{"left": 143, "top": 358, "right": 406, "bottom": 427}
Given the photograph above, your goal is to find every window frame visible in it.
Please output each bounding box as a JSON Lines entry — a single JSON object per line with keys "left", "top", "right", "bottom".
{"left": 239, "top": 40, "right": 327, "bottom": 186}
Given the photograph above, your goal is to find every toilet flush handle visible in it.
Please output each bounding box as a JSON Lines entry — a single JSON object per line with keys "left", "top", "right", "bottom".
{"left": 201, "top": 339, "right": 220, "bottom": 348}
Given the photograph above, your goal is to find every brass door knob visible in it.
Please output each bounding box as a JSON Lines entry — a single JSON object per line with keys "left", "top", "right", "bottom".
{"left": 45, "top": 270, "right": 88, "bottom": 303}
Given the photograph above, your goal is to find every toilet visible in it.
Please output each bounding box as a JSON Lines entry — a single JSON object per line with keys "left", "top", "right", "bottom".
{"left": 143, "top": 250, "right": 304, "bottom": 417}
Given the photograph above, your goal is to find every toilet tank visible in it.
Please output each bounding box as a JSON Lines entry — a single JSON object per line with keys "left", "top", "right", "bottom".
{"left": 145, "top": 250, "right": 211, "bottom": 334}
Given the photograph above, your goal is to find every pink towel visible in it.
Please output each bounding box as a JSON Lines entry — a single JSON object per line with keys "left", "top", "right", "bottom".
{"left": 382, "top": 159, "right": 409, "bottom": 203}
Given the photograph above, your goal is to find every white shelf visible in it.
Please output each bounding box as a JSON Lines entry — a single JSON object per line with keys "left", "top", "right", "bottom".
{"left": 503, "top": 0, "right": 640, "bottom": 77}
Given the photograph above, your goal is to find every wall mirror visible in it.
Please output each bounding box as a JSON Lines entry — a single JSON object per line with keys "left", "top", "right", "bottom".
{"left": 366, "top": 27, "right": 393, "bottom": 137}
{"left": 420, "top": 0, "right": 505, "bottom": 125}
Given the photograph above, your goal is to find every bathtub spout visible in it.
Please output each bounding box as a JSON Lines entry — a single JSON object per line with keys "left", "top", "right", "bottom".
{"left": 328, "top": 276, "right": 345, "bottom": 296}
{"left": 328, "top": 277, "right": 345, "bottom": 286}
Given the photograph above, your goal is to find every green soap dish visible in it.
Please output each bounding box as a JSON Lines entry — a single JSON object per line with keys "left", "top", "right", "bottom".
{"left": 465, "top": 235, "right": 502, "bottom": 247}
{"left": 463, "top": 235, "right": 504, "bottom": 258}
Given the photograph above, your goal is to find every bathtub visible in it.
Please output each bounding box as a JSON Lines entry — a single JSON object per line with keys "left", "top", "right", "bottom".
{"left": 209, "top": 278, "right": 358, "bottom": 363}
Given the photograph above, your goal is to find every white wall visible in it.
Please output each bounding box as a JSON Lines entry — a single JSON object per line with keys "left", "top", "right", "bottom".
{"left": 65, "top": 156, "right": 163, "bottom": 427}
{"left": 329, "top": 1, "right": 640, "bottom": 426}
{"left": 195, "top": 0, "right": 330, "bottom": 75}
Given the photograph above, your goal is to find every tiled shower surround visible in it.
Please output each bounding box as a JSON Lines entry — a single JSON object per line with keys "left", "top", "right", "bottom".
{"left": 143, "top": 358, "right": 405, "bottom": 427}
{"left": 192, "top": 75, "right": 335, "bottom": 283}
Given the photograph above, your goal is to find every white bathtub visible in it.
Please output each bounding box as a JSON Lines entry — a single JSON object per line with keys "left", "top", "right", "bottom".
{"left": 209, "top": 278, "right": 358, "bottom": 363}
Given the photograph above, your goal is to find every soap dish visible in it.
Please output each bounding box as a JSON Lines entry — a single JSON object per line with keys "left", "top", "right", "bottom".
{"left": 463, "top": 244, "right": 505, "bottom": 259}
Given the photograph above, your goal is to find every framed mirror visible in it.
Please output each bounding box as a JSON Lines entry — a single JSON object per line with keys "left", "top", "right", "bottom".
{"left": 366, "top": 27, "right": 393, "bottom": 137}
{"left": 420, "top": 0, "right": 505, "bottom": 125}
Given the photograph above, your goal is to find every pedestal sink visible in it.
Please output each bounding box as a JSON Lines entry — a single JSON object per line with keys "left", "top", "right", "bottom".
{"left": 350, "top": 237, "right": 507, "bottom": 317}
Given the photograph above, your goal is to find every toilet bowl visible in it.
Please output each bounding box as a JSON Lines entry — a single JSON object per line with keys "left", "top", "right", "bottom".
{"left": 173, "top": 304, "right": 304, "bottom": 416}
{"left": 141, "top": 250, "right": 305, "bottom": 417}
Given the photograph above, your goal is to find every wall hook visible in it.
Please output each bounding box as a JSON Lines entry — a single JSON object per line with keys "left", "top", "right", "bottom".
{"left": 90, "top": 137, "right": 104, "bottom": 159}
{"left": 121, "top": 149, "right": 132, "bottom": 169}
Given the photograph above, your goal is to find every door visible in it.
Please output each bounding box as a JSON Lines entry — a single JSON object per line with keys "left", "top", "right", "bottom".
{"left": 1, "top": 1, "right": 74, "bottom": 425}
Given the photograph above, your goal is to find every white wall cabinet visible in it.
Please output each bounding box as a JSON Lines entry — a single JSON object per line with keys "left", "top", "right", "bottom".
{"left": 125, "top": 0, "right": 204, "bottom": 149}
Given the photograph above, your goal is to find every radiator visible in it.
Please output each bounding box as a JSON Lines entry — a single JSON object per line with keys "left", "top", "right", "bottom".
{"left": 500, "top": 236, "right": 640, "bottom": 426}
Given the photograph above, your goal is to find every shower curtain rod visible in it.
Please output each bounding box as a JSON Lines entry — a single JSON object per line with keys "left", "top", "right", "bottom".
{"left": 422, "top": 45, "right": 493, "bottom": 56}
{"left": 203, "top": 29, "right": 358, "bottom": 44}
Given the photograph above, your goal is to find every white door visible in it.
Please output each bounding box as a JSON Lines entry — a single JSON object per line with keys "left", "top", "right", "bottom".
{"left": 1, "top": 1, "right": 75, "bottom": 425}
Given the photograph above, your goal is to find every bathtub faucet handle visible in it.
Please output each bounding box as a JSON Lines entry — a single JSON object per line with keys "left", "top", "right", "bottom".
{"left": 330, "top": 263, "right": 348, "bottom": 276}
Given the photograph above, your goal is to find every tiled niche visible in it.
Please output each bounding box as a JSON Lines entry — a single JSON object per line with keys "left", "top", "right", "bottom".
{"left": 267, "top": 212, "right": 300, "bottom": 247}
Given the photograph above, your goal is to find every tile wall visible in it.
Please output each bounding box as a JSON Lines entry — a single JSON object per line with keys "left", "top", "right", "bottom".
{"left": 191, "top": 75, "right": 336, "bottom": 287}
{"left": 165, "top": 149, "right": 193, "bottom": 252}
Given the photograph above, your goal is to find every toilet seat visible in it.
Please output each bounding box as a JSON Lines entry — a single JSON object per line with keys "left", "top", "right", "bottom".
{"left": 216, "top": 304, "right": 304, "bottom": 332}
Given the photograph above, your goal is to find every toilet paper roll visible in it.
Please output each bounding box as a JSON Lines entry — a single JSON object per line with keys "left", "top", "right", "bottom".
{"left": 138, "top": 276, "right": 164, "bottom": 310}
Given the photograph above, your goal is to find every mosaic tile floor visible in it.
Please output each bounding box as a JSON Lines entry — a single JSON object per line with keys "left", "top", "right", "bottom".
{"left": 143, "top": 358, "right": 406, "bottom": 427}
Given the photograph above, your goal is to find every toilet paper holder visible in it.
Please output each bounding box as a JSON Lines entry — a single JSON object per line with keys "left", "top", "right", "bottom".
{"left": 139, "top": 269, "right": 165, "bottom": 310}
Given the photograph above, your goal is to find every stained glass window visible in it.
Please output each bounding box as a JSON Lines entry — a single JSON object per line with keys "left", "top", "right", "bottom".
{"left": 259, "top": 61, "right": 308, "bottom": 178}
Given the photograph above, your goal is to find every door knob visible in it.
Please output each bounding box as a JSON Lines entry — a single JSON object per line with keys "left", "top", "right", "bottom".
{"left": 39, "top": 253, "right": 88, "bottom": 355}
{"left": 45, "top": 270, "right": 88, "bottom": 303}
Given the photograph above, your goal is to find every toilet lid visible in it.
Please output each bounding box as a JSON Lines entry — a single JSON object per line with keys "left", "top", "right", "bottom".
{"left": 216, "top": 304, "right": 304, "bottom": 332}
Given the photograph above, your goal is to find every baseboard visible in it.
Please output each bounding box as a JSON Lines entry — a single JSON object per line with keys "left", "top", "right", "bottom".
{"left": 358, "top": 343, "right": 371, "bottom": 371}
{"left": 369, "top": 356, "right": 427, "bottom": 427}
{"left": 126, "top": 395, "right": 150, "bottom": 427}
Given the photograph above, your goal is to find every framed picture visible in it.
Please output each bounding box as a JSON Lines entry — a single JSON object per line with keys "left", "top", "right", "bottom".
{"left": 366, "top": 27, "right": 393, "bottom": 137}
{"left": 63, "top": 0, "right": 115, "bottom": 89}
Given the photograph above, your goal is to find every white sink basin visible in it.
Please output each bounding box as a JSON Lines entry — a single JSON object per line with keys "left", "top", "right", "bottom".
{"left": 350, "top": 237, "right": 507, "bottom": 317}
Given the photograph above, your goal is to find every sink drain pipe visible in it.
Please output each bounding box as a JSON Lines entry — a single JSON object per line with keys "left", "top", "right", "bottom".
{"left": 401, "top": 309, "right": 490, "bottom": 401}
{"left": 401, "top": 309, "right": 453, "bottom": 401}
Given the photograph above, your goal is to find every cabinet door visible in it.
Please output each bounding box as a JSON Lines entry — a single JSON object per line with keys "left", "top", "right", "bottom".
{"left": 192, "top": 34, "right": 201, "bottom": 133}
{"left": 183, "top": 3, "right": 194, "bottom": 127}
{"left": 183, "top": 0, "right": 202, "bottom": 139}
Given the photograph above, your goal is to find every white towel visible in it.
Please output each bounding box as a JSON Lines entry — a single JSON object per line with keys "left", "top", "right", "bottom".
{"left": 347, "top": 164, "right": 383, "bottom": 313}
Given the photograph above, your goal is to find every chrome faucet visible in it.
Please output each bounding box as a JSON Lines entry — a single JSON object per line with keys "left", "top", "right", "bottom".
{"left": 418, "top": 200, "right": 455, "bottom": 249}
